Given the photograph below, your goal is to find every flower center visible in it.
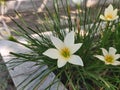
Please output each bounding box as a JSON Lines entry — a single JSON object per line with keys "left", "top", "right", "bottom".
{"left": 60, "top": 47, "right": 71, "bottom": 59}
{"left": 105, "top": 55, "right": 114, "bottom": 64}
{"left": 2, "top": 31, "right": 9, "bottom": 35}
{"left": 106, "top": 14, "right": 113, "bottom": 19}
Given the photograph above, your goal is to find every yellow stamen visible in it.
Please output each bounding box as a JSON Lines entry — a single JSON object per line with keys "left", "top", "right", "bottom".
{"left": 60, "top": 47, "right": 70, "bottom": 59}
{"left": 106, "top": 14, "right": 113, "bottom": 19}
{"left": 105, "top": 55, "right": 114, "bottom": 63}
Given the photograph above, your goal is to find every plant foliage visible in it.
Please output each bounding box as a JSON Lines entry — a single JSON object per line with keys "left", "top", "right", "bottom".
{"left": 8, "top": 0, "right": 120, "bottom": 90}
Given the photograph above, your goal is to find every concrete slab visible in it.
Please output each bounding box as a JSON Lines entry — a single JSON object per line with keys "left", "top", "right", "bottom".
{"left": 0, "top": 39, "right": 67, "bottom": 90}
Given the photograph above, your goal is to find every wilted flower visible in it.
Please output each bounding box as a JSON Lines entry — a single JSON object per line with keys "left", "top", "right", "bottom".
{"left": 94, "top": 47, "right": 120, "bottom": 65}
{"left": 100, "top": 4, "right": 119, "bottom": 21}
{"left": 43, "top": 31, "right": 84, "bottom": 68}
{"left": 0, "top": 20, "right": 11, "bottom": 39}
{"left": 0, "top": 0, "right": 5, "bottom": 5}
{"left": 72, "top": 0, "right": 83, "bottom": 5}
{"left": 0, "top": 0, "right": 7, "bottom": 15}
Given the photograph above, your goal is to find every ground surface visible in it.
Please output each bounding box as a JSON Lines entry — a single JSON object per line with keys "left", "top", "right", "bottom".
{"left": 0, "top": 55, "right": 16, "bottom": 90}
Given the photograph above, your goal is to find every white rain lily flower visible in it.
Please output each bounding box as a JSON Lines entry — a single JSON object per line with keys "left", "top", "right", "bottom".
{"left": 43, "top": 31, "right": 84, "bottom": 68}
{"left": 100, "top": 4, "right": 119, "bottom": 21}
{"left": 0, "top": 0, "right": 5, "bottom": 5}
{"left": 94, "top": 47, "right": 120, "bottom": 65}
{"left": 0, "top": 20, "right": 11, "bottom": 39}
{"left": 72, "top": 0, "right": 83, "bottom": 5}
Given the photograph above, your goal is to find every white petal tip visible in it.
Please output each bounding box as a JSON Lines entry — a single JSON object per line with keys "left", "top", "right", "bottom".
{"left": 57, "top": 60, "right": 67, "bottom": 68}
{"left": 43, "top": 52, "right": 47, "bottom": 56}
{"left": 57, "top": 64, "right": 65, "bottom": 68}
{"left": 80, "top": 64, "right": 84, "bottom": 66}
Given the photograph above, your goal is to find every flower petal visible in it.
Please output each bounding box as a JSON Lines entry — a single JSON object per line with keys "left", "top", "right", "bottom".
{"left": 57, "top": 59, "right": 67, "bottom": 68}
{"left": 108, "top": 4, "right": 113, "bottom": 10}
{"left": 70, "top": 43, "right": 82, "bottom": 54}
{"left": 64, "top": 31, "right": 74, "bottom": 46}
{"left": 94, "top": 55, "right": 104, "bottom": 61}
{"left": 115, "top": 54, "right": 120, "bottom": 60}
{"left": 113, "top": 16, "right": 119, "bottom": 20}
{"left": 113, "top": 9, "right": 118, "bottom": 17}
{"left": 100, "top": 15, "right": 106, "bottom": 20}
{"left": 101, "top": 48, "right": 108, "bottom": 56}
{"left": 109, "top": 47, "right": 116, "bottom": 55}
{"left": 68, "top": 55, "right": 84, "bottom": 66}
{"left": 43, "top": 48, "right": 59, "bottom": 59}
{"left": 105, "top": 4, "right": 113, "bottom": 16}
{"left": 112, "top": 61, "right": 120, "bottom": 66}
{"left": 51, "top": 36, "right": 64, "bottom": 50}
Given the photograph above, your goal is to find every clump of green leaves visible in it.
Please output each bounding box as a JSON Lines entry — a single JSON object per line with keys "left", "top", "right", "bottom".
{"left": 9, "top": 0, "right": 120, "bottom": 90}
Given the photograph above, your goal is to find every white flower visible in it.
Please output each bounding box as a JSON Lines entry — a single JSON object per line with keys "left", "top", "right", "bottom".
{"left": 0, "top": 20, "right": 11, "bottom": 39}
{"left": 72, "top": 0, "right": 83, "bottom": 5}
{"left": 94, "top": 47, "right": 120, "bottom": 65}
{"left": 100, "top": 4, "right": 119, "bottom": 21}
{"left": 43, "top": 31, "right": 84, "bottom": 68}
{"left": 0, "top": 0, "right": 5, "bottom": 5}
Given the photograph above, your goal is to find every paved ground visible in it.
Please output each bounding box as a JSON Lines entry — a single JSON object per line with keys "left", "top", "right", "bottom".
{"left": 0, "top": 55, "right": 16, "bottom": 90}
